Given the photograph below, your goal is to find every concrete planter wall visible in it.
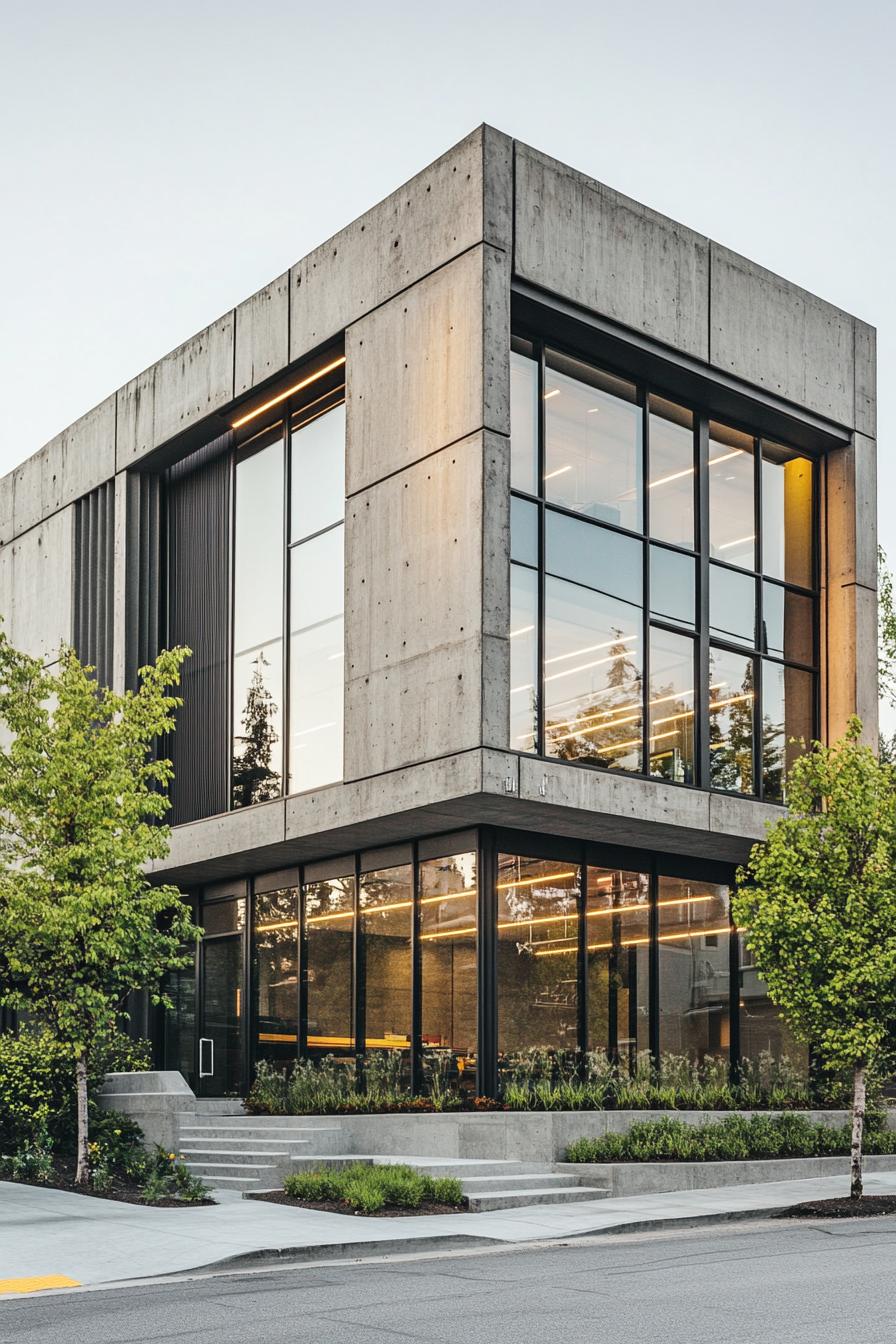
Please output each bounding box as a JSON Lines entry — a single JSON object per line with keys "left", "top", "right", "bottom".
{"left": 555, "top": 1154, "right": 896, "bottom": 1198}
{"left": 98, "top": 1072, "right": 879, "bottom": 1163}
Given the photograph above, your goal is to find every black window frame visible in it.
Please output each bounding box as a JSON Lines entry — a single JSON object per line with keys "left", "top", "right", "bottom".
{"left": 509, "top": 331, "right": 820, "bottom": 803}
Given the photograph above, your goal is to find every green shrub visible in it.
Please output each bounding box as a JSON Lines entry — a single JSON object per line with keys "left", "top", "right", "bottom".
{"left": 566, "top": 1113, "right": 896, "bottom": 1163}
{"left": 283, "top": 1162, "right": 464, "bottom": 1213}
{"left": 136, "top": 1147, "right": 210, "bottom": 1204}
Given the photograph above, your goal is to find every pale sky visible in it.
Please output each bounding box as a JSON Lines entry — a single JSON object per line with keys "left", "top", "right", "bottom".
{"left": 2, "top": 0, "right": 893, "bottom": 720}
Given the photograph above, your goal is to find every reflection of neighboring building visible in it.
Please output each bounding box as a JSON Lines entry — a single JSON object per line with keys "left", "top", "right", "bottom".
{"left": 0, "top": 128, "right": 876, "bottom": 1097}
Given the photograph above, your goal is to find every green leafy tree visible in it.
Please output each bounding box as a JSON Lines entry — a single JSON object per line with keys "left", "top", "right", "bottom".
{"left": 0, "top": 636, "right": 200, "bottom": 1185}
{"left": 733, "top": 720, "right": 896, "bottom": 1198}
{"left": 878, "top": 546, "right": 896, "bottom": 763}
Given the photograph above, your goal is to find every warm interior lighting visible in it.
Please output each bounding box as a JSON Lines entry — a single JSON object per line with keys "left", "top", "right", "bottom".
{"left": 544, "top": 465, "right": 572, "bottom": 480}
{"left": 231, "top": 356, "right": 347, "bottom": 429}
{"left": 510, "top": 624, "right": 535, "bottom": 638}
{"left": 497, "top": 869, "right": 578, "bottom": 890}
{"left": 545, "top": 635, "right": 638, "bottom": 667}
{"left": 718, "top": 535, "right": 755, "bottom": 551}
{"left": 543, "top": 388, "right": 561, "bottom": 400}
{"left": 255, "top": 919, "right": 299, "bottom": 933}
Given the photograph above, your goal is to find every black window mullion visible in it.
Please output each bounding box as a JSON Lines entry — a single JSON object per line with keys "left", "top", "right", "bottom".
{"left": 298, "top": 864, "right": 307, "bottom": 1061}
{"left": 648, "top": 861, "right": 660, "bottom": 1070}
{"left": 477, "top": 828, "right": 498, "bottom": 1099}
{"left": 697, "top": 416, "right": 711, "bottom": 789}
{"left": 641, "top": 390, "right": 650, "bottom": 776}
{"left": 281, "top": 422, "right": 290, "bottom": 796}
{"left": 728, "top": 896, "right": 741, "bottom": 1083}
{"left": 754, "top": 437, "right": 763, "bottom": 799}
{"left": 352, "top": 851, "right": 364, "bottom": 1088}
{"left": 537, "top": 343, "right": 547, "bottom": 757}
{"left": 577, "top": 847, "right": 588, "bottom": 1063}
{"left": 411, "top": 841, "right": 422, "bottom": 1095}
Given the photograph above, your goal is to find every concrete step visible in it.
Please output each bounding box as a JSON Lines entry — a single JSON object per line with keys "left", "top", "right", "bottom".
{"left": 179, "top": 1125, "right": 342, "bottom": 1139}
{"left": 464, "top": 1186, "right": 609, "bottom": 1212}
{"left": 178, "top": 1136, "right": 313, "bottom": 1148}
{"left": 180, "top": 1146, "right": 297, "bottom": 1159}
{"left": 458, "top": 1172, "right": 587, "bottom": 1194}
{"left": 184, "top": 1160, "right": 280, "bottom": 1183}
{"left": 366, "top": 1157, "right": 545, "bottom": 1180}
{"left": 191, "top": 1172, "right": 265, "bottom": 1190}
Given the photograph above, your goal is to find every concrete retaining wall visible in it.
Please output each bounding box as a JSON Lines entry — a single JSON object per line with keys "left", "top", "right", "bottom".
{"left": 555, "top": 1154, "right": 896, "bottom": 1198}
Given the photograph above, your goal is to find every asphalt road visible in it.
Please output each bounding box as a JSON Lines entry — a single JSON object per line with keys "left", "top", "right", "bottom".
{"left": 4, "top": 1217, "right": 896, "bottom": 1344}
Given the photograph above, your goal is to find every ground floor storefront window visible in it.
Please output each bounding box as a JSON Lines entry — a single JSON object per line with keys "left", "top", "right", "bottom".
{"left": 161, "top": 827, "right": 804, "bottom": 1098}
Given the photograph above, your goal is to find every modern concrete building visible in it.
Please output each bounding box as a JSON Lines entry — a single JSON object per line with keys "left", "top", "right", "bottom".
{"left": 0, "top": 127, "right": 877, "bottom": 1099}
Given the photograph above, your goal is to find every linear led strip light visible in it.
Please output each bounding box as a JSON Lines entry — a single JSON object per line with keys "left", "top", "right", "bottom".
{"left": 231, "top": 356, "right": 347, "bottom": 430}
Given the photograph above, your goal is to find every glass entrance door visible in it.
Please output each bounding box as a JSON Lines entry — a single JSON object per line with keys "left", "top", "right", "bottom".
{"left": 199, "top": 935, "right": 244, "bottom": 1096}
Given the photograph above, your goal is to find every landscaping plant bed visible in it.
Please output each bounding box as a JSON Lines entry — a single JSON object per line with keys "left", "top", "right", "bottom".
{"left": 6, "top": 1164, "right": 215, "bottom": 1207}
{"left": 249, "top": 1190, "right": 466, "bottom": 1218}
{"left": 777, "top": 1196, "right": 896, "bottom": 1219}
{"left": 257, "top": 1162, "right": 467, "bottom": 1216}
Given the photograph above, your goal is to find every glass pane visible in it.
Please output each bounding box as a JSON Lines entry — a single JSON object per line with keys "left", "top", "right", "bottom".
{"left": 762, "top": 662, "right": 814, "bottom": 802}
{"left": 201, "top": 936, "right": 243, "bottom": 1095}
{"left": 545, "top": 509, "right": 642, "bottom": 606}
{"left": 163, "top": 965, "right": 196, "bottom": 1089}
{"left": 650, "top": 545, "right": 695, "bottom": 628}
{"left": 658, "top": 877, "right": 731, "bottom": 1066}
{"left": 761, "top": 582, "right": 814, "bottom": 665}
{"left": 420, "top": 851, "right": 477, "bottom": 1096}
{"left": 648, "top": 396, "right": 695, "bottom": 548}
{"left": 709, "top": 647, "right": 755, "bottom": 794}
{"left": 510, "top": 345, "right": 538, "bottom": 495}
{"left": 497, "top": 855, "right": 580, "bottom": 1059}
{"left": 649, "top": 628, "right": 696, "bottom": 784}
{"left": 544, "top": 575, "right": 643, "bottom": 771}
{"left": 510, "top": 495, "right": 538, "bottom": 567}
{"left": 360, "top": 866, "right": 412, "bottom": 1069}
{"left": 544, "top": 350, "right": 642, "bottom": 532}
{"left": 290, "top": 401, "right": 345, "bottom": 544}
{"left": 305, "top": 874, "right": 355, "bottom": 1054}
{"left": 232, "top": 433, "right": 284, "bottom": 808}
{"left": 289, "top": 527, "right": 344, "bottom": 793}
{"left": 254, "top": 888, "right": 298, "bottom": 1066}
{"left": 739, "top": 933, "right": 808, "bottom": 1079}
{"left": 510, "top": 564, "right": 539, "bottom": 753}
{"left": 762, "top": 443, "right": 814, "bottom": 588}
{"left": 586, "top": 867, "right": 650, "bottom": 1072}
{"left": 709, "top": 422, "right": 755, "bottom": 569}
{"left": 710, "top": 564, "right": 756, "bottom": 647}
{"left": 202, "top": 898, "right": 246, "bottom": 936}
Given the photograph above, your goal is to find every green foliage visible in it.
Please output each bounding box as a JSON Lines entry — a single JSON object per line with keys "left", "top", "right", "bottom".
{"left": 0, "top": 634, "right": 200, "bottom": 1177}
{"left": 879, "top": 547, "right": 896, "bottom": 712}
{"left": 247, "top": 1053, "right": 424, "bottom": 1116}
{"left": 733, "top": 721, "right": 896, "bottom": 1076}
{"left": 283, "top": 1163, "right": 464, "bottom": 1214}
{"left": 0, "top": 1029, "right": 75, "bottom": 1152}
{"left": 566, "top": 1113, "right": 896, "bottom": 1164}
{"left": 499, "top": 1048, "right": 814, "bottom": 1112}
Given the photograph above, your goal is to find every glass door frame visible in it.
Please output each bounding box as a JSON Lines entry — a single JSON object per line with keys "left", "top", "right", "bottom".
{"left": 196, "top": 880, "right": 250, "bottom": 1097}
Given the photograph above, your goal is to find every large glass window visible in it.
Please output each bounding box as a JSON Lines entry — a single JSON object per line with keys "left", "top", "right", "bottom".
{"left": 658, "top": 877, "right": 731, "bottom": 1065}
{"left": 497, "top": 855, "right": 580, "bottom": 1060}
{"left": 420, "top": 851, "right": 477, "bottom": 1093}
{"left": 231, "top": 379, "right": 345, "bottom": 808}
{"left": 544, "top": 576, "right": 642, "bottom": 771}
{"left": 544, "top": 351, "right": 642, "bottom": 531}
{"left": 586, "top": 867, "right": 650, "bottom": 1070}
{"left": 762, "top": 662, "right": 814, "bottom": 802}
{"left": 232, "top": 429, "right": 284, "bottom": 808}
{"left": 509, "top": 336, "right": 818, "bottom": 799}
{"left": 304, "top": 871, "right": 355, "bottom": 1054}
{"left": 739, "top": 933, "right": 808, "bottom": 1078}
{"left": 254, "top": 886, "right": 298, "bottom": 1066}
{"left": 360, "top": 865, "right": 412, "bottom": 1070}
{"left": 510, "top": 342, "right": 538, "bottom": 494}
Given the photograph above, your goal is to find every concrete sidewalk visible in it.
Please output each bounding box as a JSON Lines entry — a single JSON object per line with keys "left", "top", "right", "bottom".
{"left": 3, "top": 1171, "right": 896, "bottom": 1294}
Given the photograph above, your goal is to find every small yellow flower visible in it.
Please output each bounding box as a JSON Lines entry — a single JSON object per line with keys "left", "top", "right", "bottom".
{"left": 168, "top": 1152, "right": 176, "bottom": 1161}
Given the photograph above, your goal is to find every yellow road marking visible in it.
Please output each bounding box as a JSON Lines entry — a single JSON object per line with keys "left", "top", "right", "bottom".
{"left": 0, "top": 1275, "right": 81, "bottom": 1294}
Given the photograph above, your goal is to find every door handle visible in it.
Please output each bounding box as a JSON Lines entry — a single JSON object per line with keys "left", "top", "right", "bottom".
{"left": 199, "top": 1037, "right": 214, "bottom": 1078}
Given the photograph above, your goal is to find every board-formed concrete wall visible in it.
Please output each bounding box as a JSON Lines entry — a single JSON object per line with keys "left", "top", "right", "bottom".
{"left": 0, "top": 507, "right": 73, "bottom": 664}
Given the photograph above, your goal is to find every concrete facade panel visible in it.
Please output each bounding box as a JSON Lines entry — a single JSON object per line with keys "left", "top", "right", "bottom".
{"left": 116, "top": 314, "right": 235, "bottom": 468}
{"left": 346, "top": 247, "right": 501, "bottom": 495}
{"left": 41, "top": 394, "right": 117, "bottom": 521}
{"left": 826, "top": 579, "right": 878, "bottom": 746}
{"left": 234, "top": 272, "right": 290, "bottom": 396}
{"left": 0, "top": 507, "right": 74, "bottom": 663}
{"left": 854, "top": 320, "right": 877, "bottom": 439}
{"left": 826, "top": 433, "right": 877, "bottom": 591}
{"left": 709, "top": 243, "right": 855, "bottom": 424}
{"left": 514, "top": 143, "right": 710, "bottom": 359}
{"left": 289, "top": 127, "right": 509, "bottom": 365}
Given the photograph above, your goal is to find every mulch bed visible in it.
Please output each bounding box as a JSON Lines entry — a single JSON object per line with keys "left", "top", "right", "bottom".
{"left": 6, "top": 1168, "right": 215, "bottom": 1208}
{"left": 776, "top": 1195, "right": 896, "bottom": 1219}
{"left": 247, "top": 1190, "right": 466, "bottom": 1217}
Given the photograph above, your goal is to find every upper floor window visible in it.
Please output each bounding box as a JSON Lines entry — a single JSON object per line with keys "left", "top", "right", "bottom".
{"left": 231, "top": 381, "right": 345, "bottom": 809}
{"left": 510, "top": 336, "right": 817, "bottom": 803}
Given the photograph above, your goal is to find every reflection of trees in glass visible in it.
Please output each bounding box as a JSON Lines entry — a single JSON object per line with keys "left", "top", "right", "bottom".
{"left": 546, "top": 628, "right": 642, "bottom": 766}
{"left": 648, "top": 676, "right": 695, "bottom": 783}
{"left": 709, "top": 660, "right": 754, "bottom": 792}
{"left": 232, "top": 652, "right": 280, "bottom": 808}
{"left": 761, "top": 706, "right": 785, "bottom": 800}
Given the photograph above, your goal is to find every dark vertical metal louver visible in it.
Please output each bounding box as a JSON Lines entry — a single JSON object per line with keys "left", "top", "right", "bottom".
{"left": 166, "top": 432, "right": 232, "bottom": 824}
{"left": 126, "top": 474, "right": 163, "bottom": 682}
{"left": 73, "top": 481, "right": 115, "bottom": 686}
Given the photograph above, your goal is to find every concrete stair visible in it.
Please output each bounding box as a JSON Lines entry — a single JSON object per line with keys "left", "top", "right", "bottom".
{"left": 176, "top": 1113, "right": 344, "bottom": 1191}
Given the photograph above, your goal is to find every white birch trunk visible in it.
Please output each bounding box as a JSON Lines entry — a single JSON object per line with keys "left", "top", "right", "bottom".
{"left": 850, "top": 1062, "right": 866, "bottom": 1201}
{"left": 74, "top": 1053, "right": 90, "bottom": 1185}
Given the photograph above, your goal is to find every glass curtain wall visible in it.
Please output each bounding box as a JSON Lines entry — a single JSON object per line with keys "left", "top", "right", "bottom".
{"left": 420, "top": 850, "right": 478, "bottom": 1093}
{"left": 359, "top": 865, "right": 413, "bottom": 1075}
{"left": 254, "top": 884, "right": 299, "bottom": 1067}
{"left": 231, "top": 377, "right": 345, "bottom": 808}
{"left": 657, "top": 877, "right": 731, "bottom": 1065}
{"left": 509, "top": 335, "right": 817, "bottom": 800}
{"left": 304, "top": 869, "right": 355, "bottom": 1055}
{"left": 586, "top": 867, "right": 650, "bottom": 1070}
